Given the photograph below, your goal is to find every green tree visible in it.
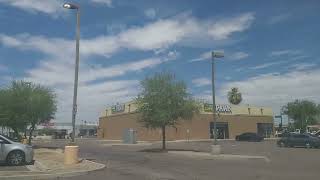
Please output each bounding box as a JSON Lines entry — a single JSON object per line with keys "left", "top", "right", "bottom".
{"left": 227, "top": 87, "right": 242, "bottom": 105}
{"left": 136, "top": 72, "right": 199, "bottom": 150}
{"left": 0, "top": 89, "right": 9, "bottom": 131}
{"left": 282, "top": 100, "right": 319, "bottom": 132}
{"left": 0, "top": 81, "right": 57, "bottom": 143}
{"left": 26, "top": 83, "right": 57, "bottom": 144}
{"left": 0, "top": 82, "right": 30, "bottom": 139}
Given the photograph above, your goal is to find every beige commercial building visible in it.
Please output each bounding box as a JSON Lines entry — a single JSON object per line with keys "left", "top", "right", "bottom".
{"left": 98, "top": 102, "right": 274, "bottom": 141}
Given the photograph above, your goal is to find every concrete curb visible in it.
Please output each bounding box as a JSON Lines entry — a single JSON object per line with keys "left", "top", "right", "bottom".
{"left": 0, "top": 160, "right": 106, "bottom": 180}
{"left": 26, "top": 160, "right": 50, "bottom": 172}
{"left": 101, "top": 142, "right": 153, "bottom": 146}
{"left": 168, "top": 151, "right": 270, "bottom": 162}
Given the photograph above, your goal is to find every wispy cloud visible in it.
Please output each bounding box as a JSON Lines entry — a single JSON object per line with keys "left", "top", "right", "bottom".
{"left": 0, "top": 0, "right": 64, "bottom": 17}
{"left": 268, "top": 13, "right": 291, "bottom": 25}
{"left": 144, "top": 8, "right": 156, "bottom": 19}
{"left": 289, "top": 63, "right": 316, "bottom": 71}
{"left": 249, "top": 61, "right": 285, "bottom": 70}
{"left": 219, "top": 68, "right": 320, "bottom": 114}
{"left": 229, "top": 52, "right": 249, "bottom": 60}
{"left": 0, "top": 0, "right": 112, "bottom": 17}
{"left": 270, "top": 49, "right": 301, "bottom": 57}
{"left": 208, "top": 13, "right": 255, "bottom": 40}
{"left": 1, "top": 12, "right": 255, "bottom": 58}
{"left": 192, "top": 78, "right": 211, "bottom": 87}
{"left": 189, "top": 51, "right": 212, "bottom": 62}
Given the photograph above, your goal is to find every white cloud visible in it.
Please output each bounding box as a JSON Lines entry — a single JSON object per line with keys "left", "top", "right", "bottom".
{"left": 0, "top": 0, "right": 112, "bottom": 17}
{"left": 270, "top": 49, "right": 301, "bottom": 57}
{"left": 54, "top": 79, "right": 139, "bottom": 122}
{"left": 0, "top": 12, "right": 255, "bottom": 57}
{"left": 0, "top": 34, "right": 74, "bottom": 58}
{"left": 192, "top": 78, "right": 211, "bottom": 87}
{"left": 0, "top": 0, "right": 64, "bottom": 17}
{"left": 249, "top": 61, "right": 285, "bottom": 70}
{"left": 289, "top": 63, "right": 317, "bottom": 71}
{"left": 208, "top": 13, "right": 255, "bottom": 40}
{"left": 194, "top": 90, "right": 226, "bottom": 104}
{"left": 20, "top": 50, "right": 178, "bottom": 122}
{"left": 189, "top": 51, "right": 212, "bottom": 62}
{"left": 144, "top": 8, "right": 156, "bottom": 19}
{"left": 229, "top": 52, "right": 249, "bottom": 60}
{"left": 218, "top": 68, "right": 320, "bottom": 114}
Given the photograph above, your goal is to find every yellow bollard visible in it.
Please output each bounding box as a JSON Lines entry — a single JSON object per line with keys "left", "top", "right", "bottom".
{"left": 64, "top": 146, "right": 79, "bottom": 165}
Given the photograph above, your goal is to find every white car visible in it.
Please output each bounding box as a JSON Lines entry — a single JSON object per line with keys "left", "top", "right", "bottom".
{"left": 0, "top": 134, "right": 34, "bottom": 165}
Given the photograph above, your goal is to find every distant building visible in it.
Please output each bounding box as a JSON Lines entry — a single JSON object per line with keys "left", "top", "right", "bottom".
{"left": 98, "top": 101, "right": 274, "bottom": 141}
{"left": 36, "top": 121, "right": 98, "bottom": 138}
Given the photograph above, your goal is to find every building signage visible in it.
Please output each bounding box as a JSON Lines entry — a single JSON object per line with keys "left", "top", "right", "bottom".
{"left": 204, "top": 104, "right": 232, "bottom": 114}
{"left": 111, "top": 103, "right": 125, "bottom": 114}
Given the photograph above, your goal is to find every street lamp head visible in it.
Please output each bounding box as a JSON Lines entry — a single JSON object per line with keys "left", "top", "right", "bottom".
{"left": 212, "top": 51, "right": 224, "bottom": 58}
{"left": 63, "top": 3, "right": 79, "bottom": 9}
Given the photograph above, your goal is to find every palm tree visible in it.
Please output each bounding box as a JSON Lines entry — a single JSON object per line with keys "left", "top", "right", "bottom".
{"left": 228, "top": 87, "right": 242, "bottom": 105}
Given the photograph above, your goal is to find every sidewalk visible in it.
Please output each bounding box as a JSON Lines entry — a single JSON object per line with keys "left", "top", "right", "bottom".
{"left": 0, "top": 148, "right": 105, "bottom": 180}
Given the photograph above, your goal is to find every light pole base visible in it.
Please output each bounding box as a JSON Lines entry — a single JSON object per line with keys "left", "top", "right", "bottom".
{"left": 211, "top": 145, "right": 221, "bottom": 155}
{"left": 64, "top": 145, "right": 79, "bottom": 165}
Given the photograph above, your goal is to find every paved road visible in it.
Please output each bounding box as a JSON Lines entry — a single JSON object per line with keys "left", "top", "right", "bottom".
{"left": 34, "top": 139, "right": 320, "bottom": 180}
{"left": 0, "top": 164, "right": 28, "bottom": 171}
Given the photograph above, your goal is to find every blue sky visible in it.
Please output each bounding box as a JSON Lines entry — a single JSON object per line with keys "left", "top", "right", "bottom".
{"left": 0, "top": 0, "right": 319, "bottom": 124}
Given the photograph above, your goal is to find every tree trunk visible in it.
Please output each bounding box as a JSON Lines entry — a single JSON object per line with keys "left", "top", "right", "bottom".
{"left": 28, "top": 125, "right": 35, "bottom": 145}
{"left": 24, "top": 129, "right": 27, "bottom": 139}
{"left": 12, "top": 128, "right": 21, "bottom": 141}
{"left": 162, "top": 125, "right": 166, "bottom": 150}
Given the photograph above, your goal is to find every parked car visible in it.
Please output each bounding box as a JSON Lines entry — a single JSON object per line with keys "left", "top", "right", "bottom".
{"left": 0, "top": 134, "right": 34, "bottom": 165}
{"left": 313, "top": 131, "right": 320, "bottom": 137}
{"left": 235, "top": 132, "right": 264, "bottom": 142}
{"left": 277, "top": 133, "right": 320, "bottom": 148}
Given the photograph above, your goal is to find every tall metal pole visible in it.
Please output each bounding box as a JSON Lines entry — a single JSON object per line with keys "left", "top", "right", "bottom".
{"left": 211, "top": 52, "right": 218, "bottom": 145}
{"left": 71, "top": 9, "right": 80, "bottom": 143}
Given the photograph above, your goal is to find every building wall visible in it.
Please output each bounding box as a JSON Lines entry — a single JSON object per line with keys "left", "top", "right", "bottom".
{"left": 104, "top": 102, "right": 273, "bottom": 117}
{"left": 98, "top": 112, "right": 274, "bottom": 141}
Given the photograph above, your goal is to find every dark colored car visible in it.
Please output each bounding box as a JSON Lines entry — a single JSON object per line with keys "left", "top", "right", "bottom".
{"left": 235, "top": 132, "right": 264, "bottom": 142}
{"left": 277, "top": 133, "right": 320, "bottom": 148}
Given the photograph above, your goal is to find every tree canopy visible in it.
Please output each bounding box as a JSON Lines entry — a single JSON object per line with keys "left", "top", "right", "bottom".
{"left": 136, "top": 72, "right": 199, "bottom": 149}
{"left": 0, "top": 80, "right": 57, "bottom": 143}
{"left": 282, "top": 99, "right": 319, "bottom": 131}
{"left": 227, "top": 87, "right": 242, "bottom": 105}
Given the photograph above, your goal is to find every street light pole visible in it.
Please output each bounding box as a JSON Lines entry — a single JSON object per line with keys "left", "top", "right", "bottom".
{"left": 71, "top": 7, "right": 80, "bottom": 143}
{"left": 211, "top": 53, "right": 217, "bottom": 145}
{"left": 211, "top": 51, "right": 224, "bottom": 145}
{"left": 63, "top": 3, "right": 80, "bottom": 144}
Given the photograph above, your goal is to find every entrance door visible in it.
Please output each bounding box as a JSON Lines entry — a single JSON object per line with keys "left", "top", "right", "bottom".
{"left": 210, "top": 122, "right": 229, "bottom": 139}
{"left": 257, "top": 123, "right": 273, "bottom": 138}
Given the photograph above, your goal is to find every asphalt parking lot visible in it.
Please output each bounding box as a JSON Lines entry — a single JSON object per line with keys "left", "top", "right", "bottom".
{"left": 28, "top": 138, "right": 320, "bottom": 180}
{"left": 1, "top": 139, "right": 317, "bottom": 179}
